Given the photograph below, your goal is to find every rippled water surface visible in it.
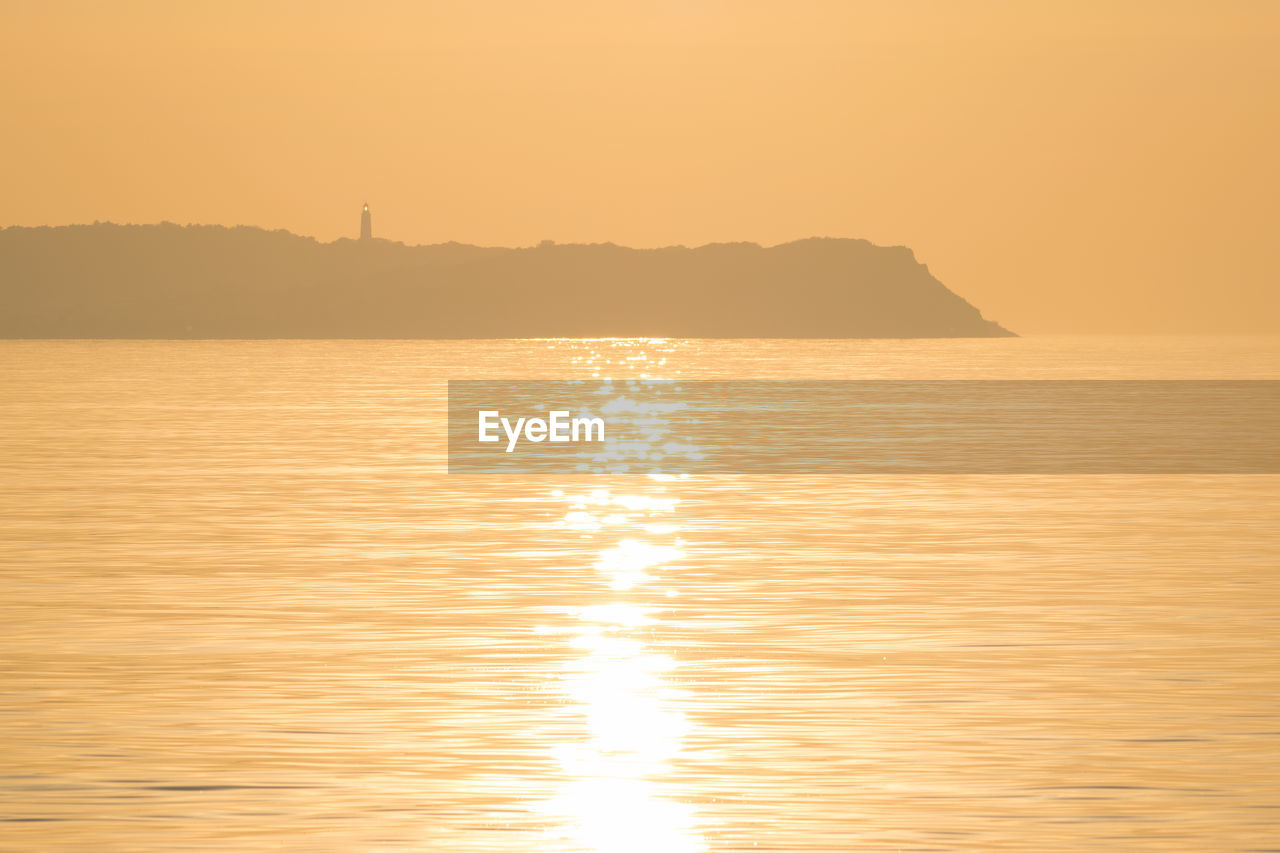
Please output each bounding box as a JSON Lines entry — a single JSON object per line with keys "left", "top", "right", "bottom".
{"left": 2, "top": 337, "right": 1278, "bottom": 851}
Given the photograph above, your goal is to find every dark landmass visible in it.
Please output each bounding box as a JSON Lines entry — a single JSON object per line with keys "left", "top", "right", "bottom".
{"left": 0, "top": 223, "right": 1013, "bottom": 338}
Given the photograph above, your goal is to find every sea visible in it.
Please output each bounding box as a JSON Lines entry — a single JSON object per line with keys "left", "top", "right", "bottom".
{"left": 1, "top": 336, "right": 1277, "bottom": 852}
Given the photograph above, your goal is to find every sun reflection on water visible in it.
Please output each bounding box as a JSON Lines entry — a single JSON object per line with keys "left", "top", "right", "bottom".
{"left": 594, "top": 539, "right": 685, "bottom": 591}
{"left": 539, "top": 485, "right": 703, "bottom": 853}
{"left": 535, "top": 341, "right": 703, "bottom": 852}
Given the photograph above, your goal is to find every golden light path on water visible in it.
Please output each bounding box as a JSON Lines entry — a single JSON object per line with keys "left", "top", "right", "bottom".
{"left": 533, "top": 340, "right": 705, "bottom": 852}
{"left": 538, "top": 488, "right": 700, "bottom": 852}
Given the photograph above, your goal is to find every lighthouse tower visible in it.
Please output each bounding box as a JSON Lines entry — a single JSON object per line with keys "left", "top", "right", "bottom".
{"left": 360, "top": 202, "right": 372, "bottom": 241}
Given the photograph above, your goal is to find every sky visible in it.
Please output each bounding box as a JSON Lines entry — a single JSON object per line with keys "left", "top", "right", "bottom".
{"left": 2, "top": 0, "right": 1277, "bottom": 333}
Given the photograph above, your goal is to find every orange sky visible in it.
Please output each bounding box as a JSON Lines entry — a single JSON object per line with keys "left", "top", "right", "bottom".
{"left": 2, "top": 1, "right": 1277, "bottom": 333}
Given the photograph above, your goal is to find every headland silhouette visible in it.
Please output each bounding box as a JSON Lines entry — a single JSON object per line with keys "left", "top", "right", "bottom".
{"left": 0, "top": 222, "right": 1013, "bottom": 338}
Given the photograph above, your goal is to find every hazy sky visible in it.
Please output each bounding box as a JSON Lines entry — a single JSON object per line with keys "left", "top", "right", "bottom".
{"left": 3, "top": 1, "right": 1277, "bottom": 333}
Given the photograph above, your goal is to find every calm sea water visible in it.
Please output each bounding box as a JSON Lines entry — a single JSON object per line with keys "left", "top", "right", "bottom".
{"left": 1, "top": 336, "right": 1278, "bottom": 852}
